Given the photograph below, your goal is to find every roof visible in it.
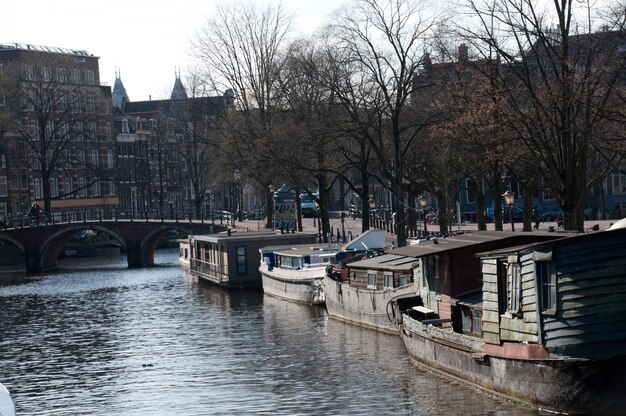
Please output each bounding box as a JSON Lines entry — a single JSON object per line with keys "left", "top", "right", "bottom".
{"left": 390, "top": 231, "right": 525, "bottom": 257}
{"left": 260, "top": 243, "right": 341, "bottom": 257}
{"left": 346, "top": 253, "right": 418, "bottom": 271}
{"left": 0, "top": 43, "right": 95, "bottom": 57}
{"left": 190, "top": 231, "right": 317, "bottom": 243}
{"left": 476, "top": 227, "right": 626, "bottom": 258}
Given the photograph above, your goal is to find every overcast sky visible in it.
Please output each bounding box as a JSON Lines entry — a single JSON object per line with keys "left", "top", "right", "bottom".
{"left": 1, "top": 0, "right": 347, "bottom": 101}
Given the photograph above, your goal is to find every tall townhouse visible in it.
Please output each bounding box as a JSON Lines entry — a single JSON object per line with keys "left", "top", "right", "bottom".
{"left": 112, "top": 73, "right": 233, "bottom": 218}
{"left": 0, "top": 43, "right": 117, "bottom": 221}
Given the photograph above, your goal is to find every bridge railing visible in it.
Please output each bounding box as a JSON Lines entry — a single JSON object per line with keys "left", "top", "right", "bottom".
{"left": 0, "top": 207, "right": 243, "bottom": 231}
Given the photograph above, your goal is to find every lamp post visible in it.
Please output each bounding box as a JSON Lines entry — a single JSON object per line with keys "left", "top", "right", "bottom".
{"left": 368, "top": 196, "right": 376, "bottom": 228}
{"left": 418, "top": 194, "right": 428, "bottom": 237}
{"left": 234, "top": 169, "right": 241, "bottom": 222}
{"left": 502, "top": 190, "right": 515, "bottom": 232}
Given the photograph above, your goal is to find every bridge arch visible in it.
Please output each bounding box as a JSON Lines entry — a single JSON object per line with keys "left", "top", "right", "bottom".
{"left": 135, "top": 223, "right": 192, "bottom": 268}
{"left": 39, "top": 224, "right": 127, "bottom": 271}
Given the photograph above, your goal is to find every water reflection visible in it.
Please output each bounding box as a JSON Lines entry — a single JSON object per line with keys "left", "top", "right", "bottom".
{"left": 0, "top": 249, "right": 539, "bottom": 415}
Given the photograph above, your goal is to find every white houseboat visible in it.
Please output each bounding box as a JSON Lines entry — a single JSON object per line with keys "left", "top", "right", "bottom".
{"left": 259, "top": 230, "right": 386, "bottom": 305}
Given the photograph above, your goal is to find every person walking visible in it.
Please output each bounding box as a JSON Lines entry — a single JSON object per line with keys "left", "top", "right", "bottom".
{"left": 532, "top": 206, "right": 540, "bottom": 230}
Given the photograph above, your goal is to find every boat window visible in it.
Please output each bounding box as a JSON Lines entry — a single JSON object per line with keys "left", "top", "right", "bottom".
{"left": 536, "top": 261, "right": 556, "bottom": 314}
{"left": 384, "top": 271, "right": 394, "bottom": 289}
{"left": 399, "top": 275, "right": 409, "bottom": 286}
{"left": 507, "top": 263, "right": 522, "bottom": 314}
{"left": 367, "top": 271, "right": 376, "bottom": 289}
{"left": 236, "top": 246, "right": 247, "bottom": 275}
{"left": 461, "top": 307, "right": 482, "bottom": 336}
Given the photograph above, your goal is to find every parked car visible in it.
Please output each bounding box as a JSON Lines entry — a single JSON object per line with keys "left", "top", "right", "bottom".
{"left": 300, "top": 193, "right": 319, "bottom": 218}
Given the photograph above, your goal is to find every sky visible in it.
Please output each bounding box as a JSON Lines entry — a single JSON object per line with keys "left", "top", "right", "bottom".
{"left": 1, "top": 0, "right": 347, "bottom": 101}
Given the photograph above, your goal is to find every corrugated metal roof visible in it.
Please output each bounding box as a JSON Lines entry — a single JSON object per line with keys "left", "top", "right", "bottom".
{"left": 347, "top": 253, "right": 418, "bottom": 271}
{"left": 390, "top": 231, "right": 514, "bottom": 257}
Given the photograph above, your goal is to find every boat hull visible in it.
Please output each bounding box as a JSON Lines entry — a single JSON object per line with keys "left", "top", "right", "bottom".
{"left": 323, "top": 275, "right": 418, "bottom": 335}
{"left": 260, "top": 266, "right": 325, "bottom": 305}
{"left": 400, "top": 316, "right": 626, "bottom": 414}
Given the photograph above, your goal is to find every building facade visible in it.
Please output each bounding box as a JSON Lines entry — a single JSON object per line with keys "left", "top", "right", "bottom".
{"left": 0, "top": 43, "right": 117, "bottom": 222}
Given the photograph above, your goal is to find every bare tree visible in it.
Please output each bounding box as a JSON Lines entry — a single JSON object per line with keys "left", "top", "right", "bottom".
{"left": 191, "top": 2, "right": 294, "bottom": 229}
{"left": 329, "top": 0, "right": 438, "bottom": 247}
{"left": 461, "top": 0, "right": 626, "bottom": 231}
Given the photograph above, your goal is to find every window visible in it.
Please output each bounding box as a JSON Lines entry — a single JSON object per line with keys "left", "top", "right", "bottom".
{"left": 84, "top": 70, "right": 95, "bottom": 84}
{"left": 0, "top": 154, "right": 5, "bottom": 168}
{"left": 42, "top": 66, "right": 51, "bottom": 81}
{"left": 71, "top": 68, "right": 80, "bottom": 83}
{"left": 64, "top": 177, "right": 73, "bottom": 195}
{"left": 108, "top": 181, "right": 115, "bottom": 196}
{"left": 86, "top": 96, "right": 95, "bottom": 114}
{"left": 25, "top": 65, "right": 34, "bottom": 80}
{"left": 107, "top": 150, "right": 113, "bottom": 168}
{"left": 0, "top": 89, "right": 4, "bottom": 107}
{"left": 507, "top": 263, "right": 522, "bottom": 313}
{"left": 105, "top": 123, "right": 112, "bottom": 140}
{"left": 236, "top": 246, "right": 247, "bottom": 275}
{"left": 0, "top": 176, "right": 6, "bottom": 196}
{"left": 537, "top": 261, "right": 556, "bottom": 313}
{"left": 34, "top": 178, "right": 42, "bottom": 199}
{"left": 88, "top": 122, "right": 97, "bottom": 141}
{"left": 76, "top": 122, "right": 83, "bottom": 141}
{"left": 50, "top": 177, "right": 58, "bottom": 198}
{"left": 76, "top": 149, "right": 84, "bottom": 166}
{"left": 78, "top": 177, "right": 87, "bottom": 197}
{"left": 57, "top": 68, "right": 66, "bottom": 83}
{"left": 367, "top": 271, "right": 376, "bottom": 289}
{"left": 45, "top": 121, "right": 54, "bottom": 139}
{"left": 0, "top": 203, "right": 6, "bottom": 218}
{"left": 383, "top": 271, "right": 394, "bottom": 289}
{"left": 33, "top": 157, "right": 41, "bottom": 170}
{"left": 91, "top": 149, "right": 99, "bottom": 167}
{"left": 92, "top": 180, "right": 100, "bottom": 197}
{"left": 460, "top": 307, "right": 482, "bottom": 336}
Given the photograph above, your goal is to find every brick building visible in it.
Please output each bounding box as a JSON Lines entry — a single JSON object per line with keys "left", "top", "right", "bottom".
{"left": 0, "top": 43, "right": 117, "bottom": 222}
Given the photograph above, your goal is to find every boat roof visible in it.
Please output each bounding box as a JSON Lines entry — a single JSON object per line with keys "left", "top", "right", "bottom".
{"left": 345, "top": 253, "right": 418, "bottom": 271}
{"left": 477, "top": 227, "right": 626, "bottom": 258}
{"left": 390, "top": 231, "right": 558, "bottom": 258}
{"left": 261, "top": 243, "right": 341, "bottom": 258}
{"left": 191, "top": 231, "right": 317, "bottom": 243}
{"left": 341, "top": 229, "right": 386, "bottom": 251}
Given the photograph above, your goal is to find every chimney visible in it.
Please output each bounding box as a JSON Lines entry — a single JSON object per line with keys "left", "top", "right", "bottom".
{"left": 458, "top": 43, "right": 468, "bottom": 63}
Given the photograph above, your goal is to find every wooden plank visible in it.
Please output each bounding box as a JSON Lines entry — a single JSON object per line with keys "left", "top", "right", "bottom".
{"left": 482, "top": 300, "right": 499, "bottom": 314}
{"left": 500, "top": 317, "right": 538, "bottom": 335}
{"left": 482, "top": 310, "right": 500, "bottom": 323}
{"left": 481, "top": 321, "right": 500, "bottom": 333}
{"left": 483, "top": 332, "right": 501, "bottom": 345}
{"left": 500, "top": 329, "right": 538, "bottom": 343}
{"left": 482, "top": 281, "right": 499, "bottom": 294}
{"left": 482, "top": 291, "right": 499, "bottom": 302}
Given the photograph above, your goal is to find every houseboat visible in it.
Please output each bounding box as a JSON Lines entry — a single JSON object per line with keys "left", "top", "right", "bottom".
{"left": 259, "top": 230, "right": 386, "bottom": 305}
{"left": 326, "top": 231, "right": 559, "bottom": 335}
{"left": 179, "top": 239, "right": 191, "bottom": 270}
{"left": 399, "top": 228, "right": 626, "bottom": 414}
{"left": 186, "top": 230, "right": 317, "bottom": 290}
{"left": 324, "top": 252, "right": 421, "bottom": 334}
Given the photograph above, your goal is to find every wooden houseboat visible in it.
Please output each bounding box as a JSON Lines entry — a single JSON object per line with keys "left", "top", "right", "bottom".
{"left": 400, "top": 228, "right": 626, "bottom": 414}
{"left": 260, "top": 230, "right": 385, "bottom": 305}
{"left": 324, "top": 251, "right": 421, "bottom": 334}
{"left": 326, "top": 231, "right": 558, "bottom": 335}
{"left": 179, "top": 239, "right": 191, "bottom": 270}
{"left": 187, "top": 231, "right": 317, "bottom": 289}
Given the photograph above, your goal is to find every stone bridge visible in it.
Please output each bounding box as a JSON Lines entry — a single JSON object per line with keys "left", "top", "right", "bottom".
{"left": 0, "top": 219, "right": 226, "bottom": 273}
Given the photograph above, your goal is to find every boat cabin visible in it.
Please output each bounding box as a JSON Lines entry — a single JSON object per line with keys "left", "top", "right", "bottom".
{"left": 392, "top": 231, "right": 561, "bottom": 333}
{"left": 477, "top": 227, "right": 626, "bottom": 359}
{"left": 187, "top": 231, "right": 317, "bottom": 289}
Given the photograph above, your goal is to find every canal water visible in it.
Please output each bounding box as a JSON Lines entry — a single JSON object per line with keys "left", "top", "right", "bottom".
{"left": 0, "top": 249, "right": 540, "bottom": 415}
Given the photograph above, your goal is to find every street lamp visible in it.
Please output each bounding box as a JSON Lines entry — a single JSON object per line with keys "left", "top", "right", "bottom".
{"left": 418, "top": 194, "right": 428, "bottom": 236}
{"left": 234, "top": 169, "right": 241, "bottom": 222}
{"left": 502, "top": 190, "right": 515, "bottom": 232}
{"left": 368, "top": 196, "right": 376, "bottom": 228}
